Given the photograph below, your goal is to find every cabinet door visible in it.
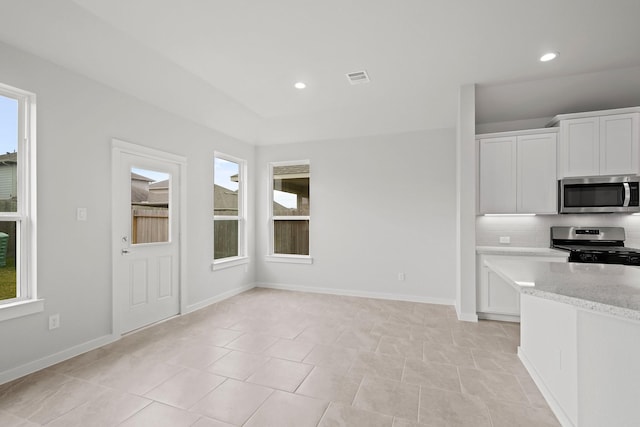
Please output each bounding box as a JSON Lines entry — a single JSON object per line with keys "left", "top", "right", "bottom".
{"left": 520, "top": 295, "right": 578, "bottom": 426}
{"left": 482, "top": 268, "right": 520, "bottom": 315}
{"left": 517, "top": 133, "right": 557, "bottom": 213}
{"left": 559, "top": 117, "right": 599, "bottom": 177}
{"left": 479, "top": 137, "right": 517, "bottom": 213}
{"left": 599, "top": 113, "right": 639, "bottom": 175}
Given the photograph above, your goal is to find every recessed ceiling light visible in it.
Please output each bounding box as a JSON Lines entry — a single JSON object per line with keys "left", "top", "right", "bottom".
{"left": 294, "top": 82, "right": 306, "bottom": 89}
{"left": 540, "top": 52, "right": 558, "bottom": 62}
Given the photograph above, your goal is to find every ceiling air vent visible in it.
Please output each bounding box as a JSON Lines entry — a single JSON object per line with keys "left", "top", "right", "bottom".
{"left": 346, "top": 70, "right": 370, "bottom": 85}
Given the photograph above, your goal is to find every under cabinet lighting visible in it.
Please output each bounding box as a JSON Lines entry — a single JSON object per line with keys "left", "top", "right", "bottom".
{"left": 294, "top": 82, "right": 306, "bottom": 89}
{"left": 632, "top": 213, "right": 640, "bottom": 216}
{"left": 516, "top": 281, "right": 536, "bottom": 287}
{"left": 484, "top": 214, "right": 536, "bottom": 217}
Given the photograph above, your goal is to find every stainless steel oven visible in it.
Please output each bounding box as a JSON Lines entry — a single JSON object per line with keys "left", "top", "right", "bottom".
{"left": 559, "top": 175, "right": 640, "bottom": 213}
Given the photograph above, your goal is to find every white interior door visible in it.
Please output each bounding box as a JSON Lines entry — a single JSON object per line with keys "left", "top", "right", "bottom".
{"left": 112, "top": 141, "right": 184, "bottom": 334}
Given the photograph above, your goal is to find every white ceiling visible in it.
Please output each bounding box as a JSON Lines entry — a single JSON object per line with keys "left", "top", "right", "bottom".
{"left": 1, "top": 0, "right": 640, "bottom": 144}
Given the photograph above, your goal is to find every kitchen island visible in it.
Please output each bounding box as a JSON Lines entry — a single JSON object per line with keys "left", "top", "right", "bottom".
{"left": 484, "top": 259, "right": 640, "bottom": 427}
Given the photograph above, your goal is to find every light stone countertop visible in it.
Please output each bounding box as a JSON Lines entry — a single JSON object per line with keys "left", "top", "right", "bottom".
{"left": 476, "top": 246, "right": 569, "bottom": 257}
{"left": 484, "top": 259, "right": 640, "bottom": 322}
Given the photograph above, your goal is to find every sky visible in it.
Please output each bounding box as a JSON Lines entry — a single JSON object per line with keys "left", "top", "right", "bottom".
{"left": 214, "top": 157, "right": 239, "bottom": 191}
{"left": 0, "top": 95, "right": 18, "bottom": 155}
{"left": 131, "top": 167, "right": 169, "bottom": 184}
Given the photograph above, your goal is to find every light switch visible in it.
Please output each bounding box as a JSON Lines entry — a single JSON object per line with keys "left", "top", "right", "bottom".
{"left": 499, "top": 236, "right": 511, "bottom": 244}
{"left": 77, "top": 207, "right": 87, "bottom": 221}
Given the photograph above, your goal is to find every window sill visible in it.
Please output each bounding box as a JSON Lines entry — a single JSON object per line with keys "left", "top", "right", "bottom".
{"left": 212, "top": 256, "right": 249, "bottom": 271}
{"left": 0, "top": 299, "right": 44, "bottom": 322}
{"left": 265, "top": 255, "right": 313, "bottom": 264}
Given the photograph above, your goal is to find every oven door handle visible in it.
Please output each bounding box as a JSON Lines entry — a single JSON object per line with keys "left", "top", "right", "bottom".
{"left": 623, "top": 182, "right": 631, "bottom": 206}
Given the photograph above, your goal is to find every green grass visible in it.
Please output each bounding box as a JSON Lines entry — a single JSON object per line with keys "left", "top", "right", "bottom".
{"left": 0, "top": 258, "right": 17, "bottom": 300}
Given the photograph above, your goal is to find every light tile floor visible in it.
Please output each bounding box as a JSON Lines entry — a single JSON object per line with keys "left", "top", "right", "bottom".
{"left": 0, "top": 288, "right": 560, "bottom": 426}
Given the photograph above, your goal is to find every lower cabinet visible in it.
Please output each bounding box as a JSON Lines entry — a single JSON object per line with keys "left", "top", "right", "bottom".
{"left": 477, "top": 253, "right": 567, "bottom": 321}
{"left": 576, "top": 310, "right": 640, "bottom": 427}
{"left": 520, "top": 295, "right": 578, "bottom": 426}
{"left": 519, "top": 294, "right": 640, "bottom": 427}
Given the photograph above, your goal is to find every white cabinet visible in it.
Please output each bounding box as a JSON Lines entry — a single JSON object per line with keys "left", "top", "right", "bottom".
{"left": 478, "top": 131, "right": 557, "bottom": 214}
{"left": 576, "top": 310, "right": 640, "bottom": 426}
{"left": 558, "top": 112, "right": 640, "bottom": 178}
{"left": 479, "top": 136, "right": 516, "bottom": 213}
{"left": 481, "top": 267, "right": 520, "bottom": 316}
{"left": 476, "top": 252, "right": 567, "bottom": 321}
{"left": 520, "top": 294, "right": 578, "bottom": 426}
{"left": 517, "top": 133, "right": 557, "bottom": 213}
{"left": 520, "top": 296, "right": 640, "bottom": 427}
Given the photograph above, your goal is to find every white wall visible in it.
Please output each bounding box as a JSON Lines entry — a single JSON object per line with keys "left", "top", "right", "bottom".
{"left": 255, "top": 129, "right": 457, "bottom": 304}
{"left": 0, "top": 42, "right": 255, "bottom": 378}
{"left": 456, "top": 84, "right": 477, "bottom": 321}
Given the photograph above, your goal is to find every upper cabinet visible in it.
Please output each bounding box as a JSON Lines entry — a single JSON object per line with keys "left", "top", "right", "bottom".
{"left": 518, "top": 133, "right": 557, "bottom": 213}
{"left": 478, "top": 130, "right": 557, "bottom": 214}
{"left": 553, "top": 110, "right": 640, "bottom": 178}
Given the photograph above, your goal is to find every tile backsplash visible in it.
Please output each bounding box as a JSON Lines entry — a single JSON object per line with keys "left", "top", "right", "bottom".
{"left": 476, "top": 214, "right": 640, "bottom": 248}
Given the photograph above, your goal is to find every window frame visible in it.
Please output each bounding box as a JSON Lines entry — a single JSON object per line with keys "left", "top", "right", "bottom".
{"left": 212, "top": 152, "right": 248, "bottom": 270}
{"left": 267, "top": 160, "right": 312, "bottom": 264}
{"left": 0, "top": 82, "right": 41, "bottom": 321}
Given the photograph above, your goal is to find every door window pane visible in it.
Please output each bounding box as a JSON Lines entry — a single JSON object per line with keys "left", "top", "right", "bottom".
{"left": 131, "top": 168, "right": 170, "bottom": 244}
{"left": 0, "top": 221, "right": 17, "bottom": 301}
{"left": 0, "top": 95, "right": 18, "bottom": 213}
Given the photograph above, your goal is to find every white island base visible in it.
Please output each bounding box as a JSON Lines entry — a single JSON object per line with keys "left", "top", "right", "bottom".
{"left": 485, "top": 260, "right": 640, "bottom": 427}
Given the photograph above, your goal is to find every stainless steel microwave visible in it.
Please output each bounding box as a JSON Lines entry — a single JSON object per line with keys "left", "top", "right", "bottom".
{"left": 559, "top": 175, "right": 640, "bottom": 213}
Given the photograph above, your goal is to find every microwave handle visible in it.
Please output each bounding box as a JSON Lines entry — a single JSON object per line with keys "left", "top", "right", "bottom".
{"left": 623, "top": 182, "right": 631, "bottom": 206}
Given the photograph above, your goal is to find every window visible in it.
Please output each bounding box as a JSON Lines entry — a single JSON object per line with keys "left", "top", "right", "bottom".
{"left": 0, "top": 82, "right": 39, "bottom": 321}
{"left": 130, "top": 168, "right": 171, "bottom": 244}
{"left": 268, "top": 161, "right": 311, "bottom": 262}
{"left": 213, "top": 153, "right": 247, "bottom": 268}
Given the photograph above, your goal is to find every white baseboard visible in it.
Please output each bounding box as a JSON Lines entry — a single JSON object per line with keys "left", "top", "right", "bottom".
{"left": 518, "top": 347, "right": 575, "bottom": 427}
{"left": 0, "top": 283, "right": 258, "bottom": 386}
{"left": 256, "top": 282, "right": 455, "bottom": 306}
{"left": 0, "top": 333, "right": 118, "bottom": 386}
{"left": 455, "top": 304, "right": 479, "bottom": 322}
{"left": 185, "top": 282, "right": 256, "bottom": 313}
{"left": 477, "top": 312, "right": 520, "bottom": 323}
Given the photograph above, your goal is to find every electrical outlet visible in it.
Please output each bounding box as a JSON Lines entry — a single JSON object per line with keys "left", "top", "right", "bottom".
{"left": 76, "top": 207, "right": 87, "bottom": 221}
{"left": 398, "top": 272, "right": 405, "bottom": 281}
{"left": 499, "top": 236, "right": 511, "bottom": 244}
{"left": 49, "top": 314, "right": 60, "bottom": 330}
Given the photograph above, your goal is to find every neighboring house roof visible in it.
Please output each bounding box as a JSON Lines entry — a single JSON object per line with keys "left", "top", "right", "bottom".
{"left": 131, "top": 186, "right": 149, "bottom": 203}
{"left": 0, "top": 152, "right": 17, "bottom": 164}
{"left": 214, "top": 184, "right": 238, "bottom": 215}
{"left": 131, "top": 172, "right": 154, "bottom": 182}
{"left": 131, "top": 172, "right": 153, "bottom": 203}
{"left": 149, "top": 179, "right": 169, "bottom": 189}
{"left": 273, "top": 164, "right": 309, "bottom": 178}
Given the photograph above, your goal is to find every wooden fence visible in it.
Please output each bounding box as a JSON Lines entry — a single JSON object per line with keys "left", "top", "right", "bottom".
{"left": 213, "top": 220, "right": 309, "bottom": 258}
{"left": 214, "top": 220, "right": 238, "bottom": 259}
{"left": 132, "top": 208, "right": 308, "bottom": 255}
{"left": 274, "top": 220, "right": 309, "bottom": 255}
{"left": 132, "top": 207, "right": 169, "bottom": 244}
